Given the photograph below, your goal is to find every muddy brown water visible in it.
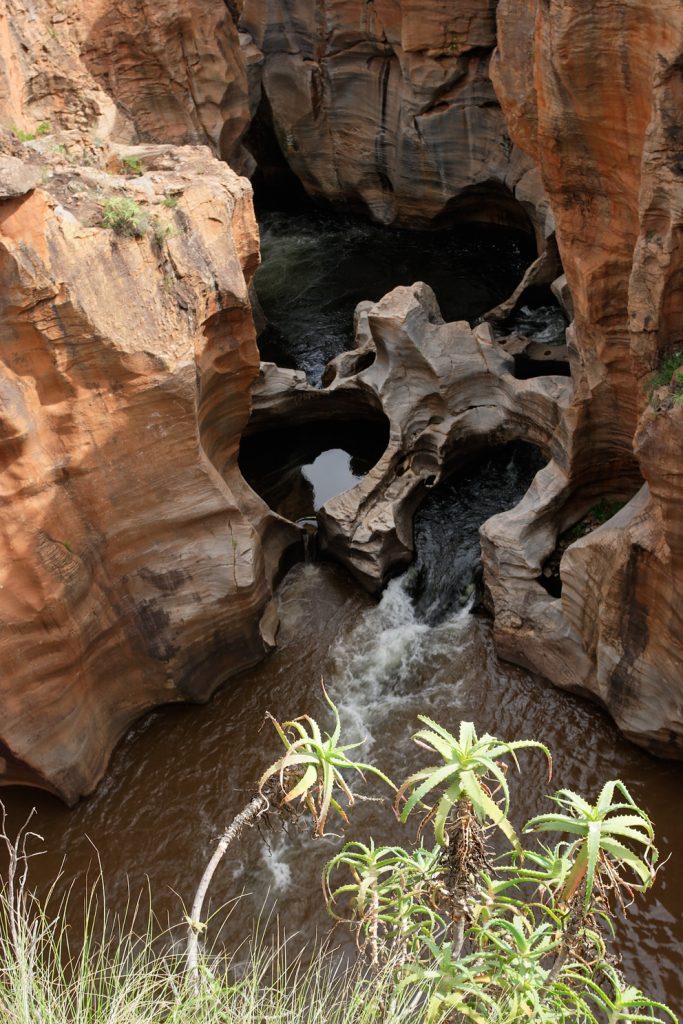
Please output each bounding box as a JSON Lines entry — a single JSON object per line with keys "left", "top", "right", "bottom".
{"left": 2, "top": 557, "right": 683, "bottom": 1014}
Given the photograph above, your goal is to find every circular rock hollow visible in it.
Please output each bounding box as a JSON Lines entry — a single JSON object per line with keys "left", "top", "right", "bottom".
{"left": 239, "top": 415, "right": 390, "bottom": 524}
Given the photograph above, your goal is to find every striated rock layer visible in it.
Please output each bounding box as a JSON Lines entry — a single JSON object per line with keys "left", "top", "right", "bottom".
{"left": 0, "top": 0, "right": 252, "bottom": 168}
{"left": 239, "top": 0, "right": 545, "bottom": 230}
{"left": 2, "top": 0, "right": 683, "bottom": 801}
{"left": 0, "top": 142, "right": 294, "bottom": 802}
{"left": 481, "top": 0, "right": 683, "bottom": 753}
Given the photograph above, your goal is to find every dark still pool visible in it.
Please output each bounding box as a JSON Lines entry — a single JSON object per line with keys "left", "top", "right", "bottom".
{"left": 255, "top": 210, "right": 534, "bottom": 384}
{"left": 240, "top": 418, "right": 389, "bottom": 522}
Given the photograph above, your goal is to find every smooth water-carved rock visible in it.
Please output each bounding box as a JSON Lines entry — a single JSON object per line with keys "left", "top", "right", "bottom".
{"left": 248, "top": 283, "right": 573, "bottom": 590}
{"left": 481, "top": 0, "right": 683, "bottom": 754}
{"left": 0, "top": 143, "right": 294, "bottom": 802}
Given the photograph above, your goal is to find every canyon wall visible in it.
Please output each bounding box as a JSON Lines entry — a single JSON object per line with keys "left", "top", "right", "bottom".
{"left": 239, "top": 0, "right": 544, "bottom": 230}
{"left": 0, "top": 0, "right": 251, "bottom": 166}
{"left": 482, "top": 1, "right": 683, "bottom": 751}
{"left": 0, "top": 0, "right": 299, "bottom": 801}
{"left": 0, "top": 139, "right": 291, "bottom": 803}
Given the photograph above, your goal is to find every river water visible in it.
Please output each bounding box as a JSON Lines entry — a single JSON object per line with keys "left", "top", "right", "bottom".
{"left": 254, "top": 209, "right": 534, "bottom": 384}
{"left": 2, "top": 214, "right": 682, "bottom": 1016}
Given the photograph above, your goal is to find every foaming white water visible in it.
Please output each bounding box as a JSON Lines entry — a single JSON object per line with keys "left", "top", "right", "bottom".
{"left": 261, "top": 834, "right": 293, "bottom": 890}
{"left": 328, "top": 573, "right": 472, "bottom": 747}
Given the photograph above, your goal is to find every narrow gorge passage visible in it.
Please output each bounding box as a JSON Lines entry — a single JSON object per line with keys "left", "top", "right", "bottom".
{"left": 2, "top": 0, "right": 683, "bottom": 1018}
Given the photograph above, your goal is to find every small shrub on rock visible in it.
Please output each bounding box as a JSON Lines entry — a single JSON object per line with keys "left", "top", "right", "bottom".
{"left": 649, "top": 348, "right": 683, "bottom": 408}
{"left": 150, "top": 215, "right": 174, "bottom": 248}
{"left": 101, "top": 197, "right": 148, "bottom": 237}
{"left": 121, "top": 155, "right": 143, "bottom": 175}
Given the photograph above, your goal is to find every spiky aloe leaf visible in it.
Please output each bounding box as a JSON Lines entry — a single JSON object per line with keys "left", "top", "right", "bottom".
{"left": 259, "top": 692, "right": 395, "bottom": 835}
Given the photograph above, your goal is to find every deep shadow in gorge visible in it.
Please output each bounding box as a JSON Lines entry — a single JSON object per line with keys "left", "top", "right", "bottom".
{"left": 253, "top": 205, "right": 537, "bottom": 385}
{"left": 239, "top": 415, "right": 390, "bottom": 522}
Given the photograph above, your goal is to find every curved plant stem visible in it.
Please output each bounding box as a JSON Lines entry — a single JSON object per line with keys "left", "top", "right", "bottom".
{"left": 185, "top": 793, "right": 269, "bottom": 988}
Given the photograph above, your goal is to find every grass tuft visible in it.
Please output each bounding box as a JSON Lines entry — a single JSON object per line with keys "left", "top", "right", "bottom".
{"left": 649, "top": 348, "right": 683, "bottom": 406}
{"left": 0, "top": 881, "right": 425, "bottom": 1024}
{"left": 121, "top": 155, "right": 143, "bottom": 176}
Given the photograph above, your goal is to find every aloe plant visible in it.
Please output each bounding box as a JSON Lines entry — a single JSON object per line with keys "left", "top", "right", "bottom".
{"left": 400, "top": 922, "right": 600, "bottom": 1024}
{"left": 329, "top": 721, "right": 673, "bottom": 1023}
{"left": 524, "top": 780, "right": 658, "bottom": 911}
{"left": 259, "top": 690, "right": 395, "bottom": 836}
{"left": 188, "top": 690, "right": 393, "bottom": 985}
{"left": 578, "top": 964, "right": 678, "bottom": 1023}
{"left": 324, "top": 840, "right": 444, "bottom": 962}
{"left": 396, "top": 719, "right": 551, "bottom": 850}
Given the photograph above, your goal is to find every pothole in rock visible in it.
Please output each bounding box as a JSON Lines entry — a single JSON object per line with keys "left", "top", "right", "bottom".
{"left": 538, "top": 497, "right": 633, "bottom": 598}
{"left": 239, "top": 418, "right": 390, "bottom": 523}
{"left": 254, "top": 208, "right": 536, "bottom": 386}
{"left": 499, "top": 285, "right": 571, "bottom": 379}
{"left": 405, "top": 442, "right": 546, "bottom": 625}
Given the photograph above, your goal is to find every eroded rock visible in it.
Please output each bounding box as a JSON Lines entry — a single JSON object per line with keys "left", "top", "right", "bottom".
{"left": 239, "top": 0, "right": 542, "bottom": 228}
{"left": 0, "top": 146, "right": 295, "bottom": 802}
{"left": 479, "top": 0, "right": 683, "bottom": 755}
{"left": 248, "top": 283, "right": 573, "bottom": 590}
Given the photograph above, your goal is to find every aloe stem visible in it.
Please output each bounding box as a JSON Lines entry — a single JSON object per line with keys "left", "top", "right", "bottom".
{"left": 186, "top": 793, "right": 269, "bottom": 987}
{"left": 452, "top": 912, "right": 466, "bottom": 960}
{"left": 370, "top": 882, "right": 379, "bottom": 967}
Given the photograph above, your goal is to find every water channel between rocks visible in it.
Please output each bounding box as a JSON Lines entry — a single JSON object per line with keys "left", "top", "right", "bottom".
{"left": 2, "top": 212, "right": 683, "bottom": 1016}
{"left": 254, "top": 208, "right": 536, "bottom": 384}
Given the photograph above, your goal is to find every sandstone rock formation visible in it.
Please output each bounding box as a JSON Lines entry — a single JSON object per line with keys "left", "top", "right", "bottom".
{"left": 479, "top": 0, "right": 683, "bottom": 753}
{"left": 0, "top": 140, "right": 292, "bottom": 802}
{"left": 239, "top": 0, "right": 543, "bottom": 230}
{"left": 2, "top": 0, "right": 683, "bottom": 803}
{"left": 0, "top": 0, "right": 252, "bottom": 168}
{"left": 247, "top": 283, "right": 572, "bottom": 590}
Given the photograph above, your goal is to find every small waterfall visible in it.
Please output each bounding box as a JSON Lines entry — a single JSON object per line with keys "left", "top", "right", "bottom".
{"left": 297, "top": 518, "right": 319, "bottom": 564}
{"left": 326, "top": 444, "right": 544, "bottom": 743}
{"left": 329, "top": 576, "right": 474, "bottom": 749}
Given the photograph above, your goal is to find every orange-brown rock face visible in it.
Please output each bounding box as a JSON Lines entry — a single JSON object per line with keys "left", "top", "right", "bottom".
{"left": 0, "top": 0, "right": 251, "bottom": 167}
{"left": 76, "top": 0, "right": 252, "bottom": 167}
{"left": 482, "top": 0, "right": 683, "bottom": 752}
{"left": 0, "top": 144, "right": 283, "bottom": 802}
{"left": 239, "top": 0, "right": 535, "bottom": 227}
